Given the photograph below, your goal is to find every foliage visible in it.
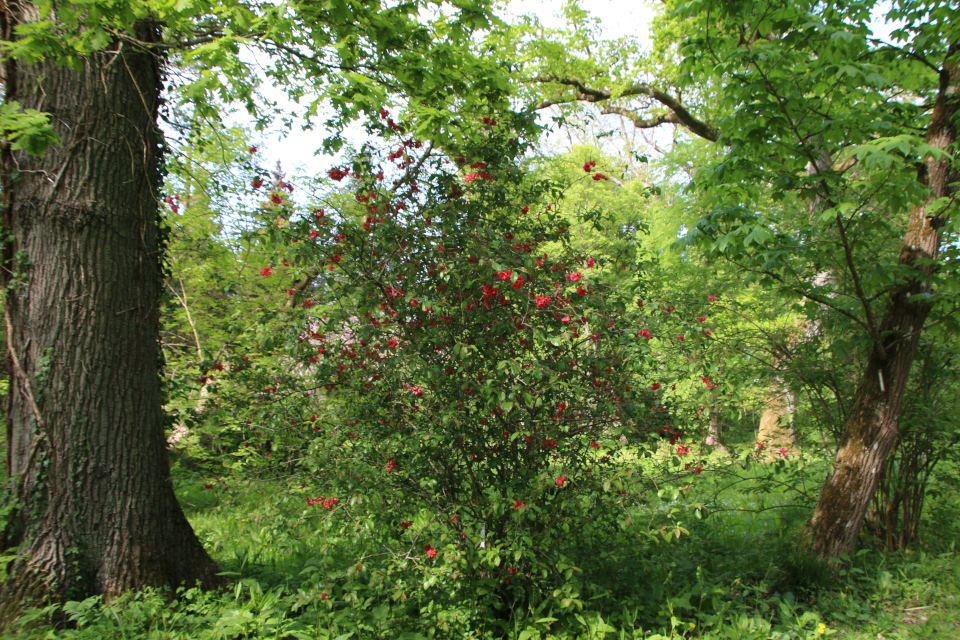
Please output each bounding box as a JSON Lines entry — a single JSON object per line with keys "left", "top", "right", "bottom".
{"left": 10, "top": 456, "right": 960, "bottom": 639}
{"left": 3, "top": 0, "right": 960, "bottom": 634}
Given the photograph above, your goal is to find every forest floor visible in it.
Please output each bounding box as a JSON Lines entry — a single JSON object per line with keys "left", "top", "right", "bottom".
{"left": 6, "top": 449, "right": 960, "bottom": 639}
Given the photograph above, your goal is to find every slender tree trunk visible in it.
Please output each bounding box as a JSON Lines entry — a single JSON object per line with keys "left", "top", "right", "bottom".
{"left": 0, "top": 12, "right": 223, "bottom": 626}
{"left": 703, "top": 391, "right": 727, "bottom": 452}
{"left": 757, "top": 378, "right": 795, "bottom": 455}
{"left": 808, "top": 44, "right": 959, "bottom": 559}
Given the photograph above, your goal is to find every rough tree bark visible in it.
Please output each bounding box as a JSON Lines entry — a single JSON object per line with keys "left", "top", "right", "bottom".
{"left": 807, "top": 43, "right": 959, "bottom": 559}
{"left": 0, "top": 9, "right": 223, "bottom": 626}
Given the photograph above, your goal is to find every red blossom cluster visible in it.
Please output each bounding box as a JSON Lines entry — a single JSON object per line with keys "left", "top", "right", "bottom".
{"left": 328, "top": 167, "right": 350, "bottom": 181}
{"left": 307, "top": 495, "right": 338, "bottom": 508}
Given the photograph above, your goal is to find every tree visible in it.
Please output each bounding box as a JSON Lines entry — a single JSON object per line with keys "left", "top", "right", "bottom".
{"left": 0, "top": 0, "right": 508, "bottom": 623}
{"left": 509, "top": 0, "right": 960, "bottom": 556}
{"left": 0, "top": 18, "right": 224, "bottom": 618}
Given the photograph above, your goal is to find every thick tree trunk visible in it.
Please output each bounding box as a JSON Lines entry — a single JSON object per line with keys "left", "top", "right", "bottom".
{"left": 808, "top": 44, "right": 959, "bottom": 559}
{"left": 0, "top": 14, "right": 223, "bottom": 626}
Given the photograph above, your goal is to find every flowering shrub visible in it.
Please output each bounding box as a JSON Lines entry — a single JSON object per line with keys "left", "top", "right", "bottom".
{"left": 188, "top": 115, "right": 736, "bottom": 631}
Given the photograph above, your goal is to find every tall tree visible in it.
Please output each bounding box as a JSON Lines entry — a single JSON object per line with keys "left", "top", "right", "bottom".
{"left": 0, "top": 17, "right": 223, "bottom": 617}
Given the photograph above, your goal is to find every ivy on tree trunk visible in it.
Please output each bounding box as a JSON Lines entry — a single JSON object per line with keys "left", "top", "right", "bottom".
{"left": 0, "top": 15, "right": 222, "bottom": 626}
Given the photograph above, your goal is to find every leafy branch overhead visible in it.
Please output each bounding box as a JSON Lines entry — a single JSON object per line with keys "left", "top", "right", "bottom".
{"left": 2, "top": 0, "right": 513, "bottom": 153}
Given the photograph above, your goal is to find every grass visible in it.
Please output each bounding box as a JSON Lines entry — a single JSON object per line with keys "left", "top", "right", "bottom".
{"left": 5, "top": 449, "right": 960, "bottom": 639}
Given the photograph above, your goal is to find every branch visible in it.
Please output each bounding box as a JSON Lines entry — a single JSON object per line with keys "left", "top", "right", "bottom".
{"left": 528, "top": 75, "right": 719, "bottom": 141}
{"left": 599, "top": 105, "right": 679, "bottom": 130}
{"left": 834, "top": 213, "right": 880, "bottom": 339}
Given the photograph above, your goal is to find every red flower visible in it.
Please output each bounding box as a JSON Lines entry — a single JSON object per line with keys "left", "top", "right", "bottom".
{"left": 328, "top": 167, "right": 349, "bottom": 181}
{"left": 565, "top": 272, "right": 582, "bottom": 282}
{"left": 248, "top": 146, "right": 257, "bottom": 154}
{"left": 756, "top": 441, "right": 766, "bottom": 451}
{"left": 511, "top": 275, "right": 524, "bottom": 290}
{"left": 676, "top": 444, "right": 691, "bottom": 456}
{"left": 708, "top": 295, "right": 718, "bottom": 302}
{"left": 270, "top": 193, "right": 283, "bottom": 205}
{"left": 576, "top": 285, "right": 587, "bottom": 296}
{"left": 427, "top": 548, "right": 437, "bottom": 558}
{"left": 677, "top": 335, "right": 685, "bottom": 342}
{"left": 697, "top": 316, "right": 706, "bottom": 323}
{"left": 508, "top": 567, "right": 517, "bottom": 575}
{"left": 561, "top": 315, "right": 570, "bottom": 323}
{"left": 589, "top": 440, "right": 600, "bottom": 449}
{"left": 586, "top": 257, "right": 595, "bottom": 268}
{"left": 387, "top": 339, "right": 398, "bottom": 348}
{"left": 592, "top": 173, "right": 609, "bottom": 181}
{"left": 776, "top": 447, "right": 789, "bottom": 457}
{"left": 400, "top": 521, "right": 413, "bottom": 529}
{"left": 535, "top": 295, "right": 552, "bottom": 309}
{"left": 555, "top": 476, "right": 567, "bottom": 487}
{"left": 252, "top": 177, "right": 263, "bottom": 189}
{"left": 498, "top": 270, "right": 512, "bottom": 281}
{"left": 638, "top": 329, "right": 652, "bottom": 340}
{"left": 259, "top": 267, "right": 272, "bottom": 277}
{"left": 513, "top": 500, "right": 526, "bottom": 509}
{"left": 204, "top": 484, "right": 214, "bottom": 489}
{"left": 651, "top": 383, "right": 660, "bottom": 390}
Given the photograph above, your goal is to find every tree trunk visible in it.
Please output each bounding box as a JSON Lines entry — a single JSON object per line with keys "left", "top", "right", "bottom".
{"left": 0, "top": 14, "right": 223, "bottom": 626}
{"left": 703, "top": 391, "right": 727, "bottom": 452}
{"left": 757, "top": 379, "right": 795, "bottom": 455}
{"left": 808, "top": 44, "right": 959, "bottom": 559}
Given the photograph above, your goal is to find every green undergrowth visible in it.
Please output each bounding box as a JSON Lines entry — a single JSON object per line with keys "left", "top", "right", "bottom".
{"left": 7, "top": 458, "right": 960, "bottom": 640}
